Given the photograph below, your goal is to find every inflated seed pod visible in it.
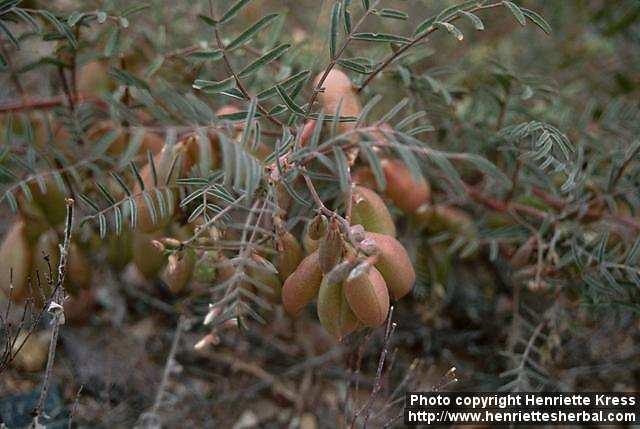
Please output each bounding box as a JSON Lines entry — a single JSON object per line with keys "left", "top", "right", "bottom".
{"left": 416, "top": 204, "right": 475, "bottom": 235}
{"left": 299, "top": 119, "right": 316, "bottom": 146}
{"left": 12, "top": 331, "right": 50, "bottom": 372}
{"left": 160, "top": 249, "right": 196, "bottom": 294}
{"left": 28, "top": 180, "right": 67, "bottom": 227}
{"left": 275, "top": 229, "right": 303, "bottom": 281}
{"left": 88, "top": 120, "right": 164, "bottom": 157}
{"left": 0, "top": 219, "right": 32, "bottom": 300}
{"left": 107, "top": 232, "right": 133, "bottom": 271}
{"left": 344, "top": 266, "right": 389, "bottom": 327}
{"left": 282, "top": 251, "right": 323, "bottom": 316}
{"left": 77, "top": 60, "right": 111, "bottom": 96}
{"left": 308, "top": 215, "right": 328, "bottom": 240}
{"left": 302, "top": 220, "right": 322, "bottom": 255}
{"left": 212, "top": 254, "right": 256, "bottom": 294}
{"left": 317, "top": 276, "right": 359, "bottom": 340}
{"left": 133, "top": 142, "right": 182, "bottom": 233}
{"left": 381, "top": 159, "right": 430, "bottom": 214}
{"left": 351, "top": 186, "right": 396, "bottom": 237}
{"left": 214, "top": 105, "right": 273, "bottom": 160}
{"left": 183, "top": 132, "right": 222, "bottom": 174}
{"left": 352, "top": 166, "right": 377, "bottom": 189}
{"left": 215, "top": 254, "right": 238, "bottom": 285}
{"left": 17, "top": 194, "right": 51, "bottom": 244}
{"left": 132, "top": 232, "right": 167, "bottom": 279}
{"left": 216, "top": 105, "right": 245, "bottom": 132}
{"left": 67, "top": 244, "right": 91, "bottom": 291}
{"left": 275, "top": 182, "right": 293, "bottom": 213}
{"left": 366, "top": 232, "right": 415, "bottom": 300}
{"left": 64, "top": 288, "right": 97, "bottom": 324}
{"left": 318, "top": 221, "right": 343, "bottom": 274}
{"left": 32, "top": 113, "right": 72, "bottom": 153}
{"left": 313, "top": 69, "right": 361, "bottom": 136}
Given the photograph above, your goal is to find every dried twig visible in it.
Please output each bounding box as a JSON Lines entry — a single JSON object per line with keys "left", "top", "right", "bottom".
{"left": 31, "top": 198, "right": 75, "bottom": 428}
{"left": 137, "top": 315, "right": 186, "bottom": 428}
{"left": 350, "top": 306, "right": 397, "bottom": 429}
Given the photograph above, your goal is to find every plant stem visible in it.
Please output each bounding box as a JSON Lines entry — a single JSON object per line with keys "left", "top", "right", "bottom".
{"left": 305, "top": 0, "right": 382, "bottom": 116}
{"left": 358, "top": 2, "right": 504, "bottom": 92}
{"left": 32, "top": 199, "right": 75, "bottom": 427}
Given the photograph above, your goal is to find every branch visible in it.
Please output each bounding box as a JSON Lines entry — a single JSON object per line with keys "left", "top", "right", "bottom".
{"left": 0, "top": 93, "right": 106, "bottom": 114}
{"left": 305, "top": 0, "right": 382, "bottom": 115}
{"left": 32, "top": 198, "right": 75, "bottom": 427}
{"left": 211, "top": 20, "right": 285, "bottom": 128}
{"left": 358, "top": 2, "right": 504, "bottom": 92}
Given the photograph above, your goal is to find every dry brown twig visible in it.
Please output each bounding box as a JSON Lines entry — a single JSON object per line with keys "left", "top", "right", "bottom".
{"left": 31, "top": 198, "right": 75, "bottom": 428}
{"left": 136, "top": 315, "right": 186, "bottom": 429}
{"left": 350, "top": 306, "right": 397, "bottom": 429}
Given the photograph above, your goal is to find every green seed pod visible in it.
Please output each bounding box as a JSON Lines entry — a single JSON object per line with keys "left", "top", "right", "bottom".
{"left": 282, "top": 251, "right": 323, "bottom": 316}
{"left": 344, "top": 266, "right": 389, "bottom": 327}
{"left": 351, "top": 186, "right": 396, "bottom": 237}
{"left": 366, "top": 232, "right": 415, "bottom": 300}
{"left": 317, "top": 276, "right": 359, "bottom": 340}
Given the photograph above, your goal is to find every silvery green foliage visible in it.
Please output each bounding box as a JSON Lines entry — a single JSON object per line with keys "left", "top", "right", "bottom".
{"left": 1, "top": 1, "right": 638, "bottom": 353}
